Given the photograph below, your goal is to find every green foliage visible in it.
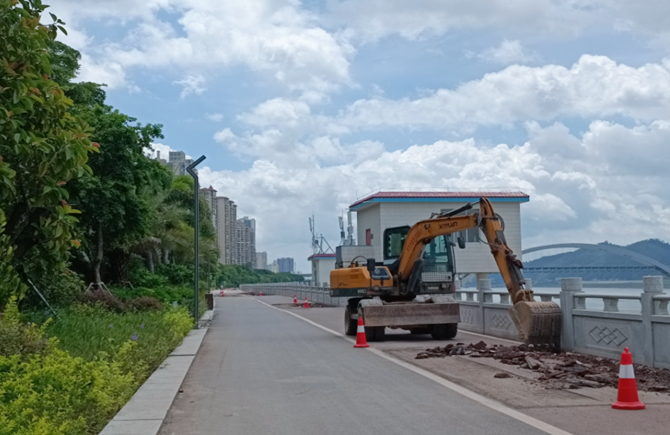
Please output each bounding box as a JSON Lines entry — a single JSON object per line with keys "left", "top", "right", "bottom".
{"left": 31, "top": 304, "right": 192, "bottom": 374}
{"left": 1, "top": 297, "right": 199, "bottom": 434}
{"left": 0, "top": 297, "right": 48, "bottom": 357}
{"left": 0, "top": 216, "right": 26, "bottom": 306}
{"left": 0, "top": 345, "right": 135, "bottom": 435}
{"left": 155, "top": 263, "right": 193, "bottom": 286}
{"left": 68, "top": 103, "right": 170, "bottom": 283}
{"left": 5, "top": 304, "right": 194, "bottom": 433}
{"left": 0, "top": 0, "right": 95, "bottom": 291}
{"left": 215, "top": 264, "right": 305, "bottom": 287}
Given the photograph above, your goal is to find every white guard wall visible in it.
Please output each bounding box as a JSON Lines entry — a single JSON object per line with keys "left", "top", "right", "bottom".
{"left": 311, "top": 257, "right": 337, "bottom": 286}
{"left": 355, "top": 201, "right": 523, "bottom": 274}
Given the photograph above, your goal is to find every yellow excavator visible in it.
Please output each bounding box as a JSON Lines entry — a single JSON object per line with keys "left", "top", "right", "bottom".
{"left": 330, "top": 197, "right": 562, "bottom": 349}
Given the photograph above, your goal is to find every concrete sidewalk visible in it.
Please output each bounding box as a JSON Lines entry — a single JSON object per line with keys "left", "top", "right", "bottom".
{"left": 262, "top": 294, "right": 670, "bottom": 435}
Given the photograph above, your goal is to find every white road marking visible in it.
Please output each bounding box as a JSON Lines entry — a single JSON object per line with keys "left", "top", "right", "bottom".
{"left": 255, "top": 298, "right": 574, "bottom": 435}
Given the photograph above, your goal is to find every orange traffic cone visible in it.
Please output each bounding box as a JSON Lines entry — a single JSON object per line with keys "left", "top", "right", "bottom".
{"left": 612, "top": 347, "right": 645, "bottom": 410}
{"left": 293, "top": 295, "right": 298, "bottom": 305}
{"left": 304, "top": 297, "right": 310, "bottom": 309}
{"left": 354, "top": 317, "right": 369, "bottom": 348}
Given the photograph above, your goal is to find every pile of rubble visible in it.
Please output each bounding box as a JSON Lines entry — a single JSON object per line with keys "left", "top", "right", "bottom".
{"left": 416, "top": 341, "right": 670, "bottom": 392}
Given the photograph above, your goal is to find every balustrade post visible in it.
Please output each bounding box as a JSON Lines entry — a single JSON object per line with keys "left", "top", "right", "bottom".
{"left": 560, "top": 277, "right": 582, "bottom": 351}
{"left": 476, "top": 276, "right": 490, "bottom": 334}
{"left": 641, "top": 276, "right": 664, "bottom": 365}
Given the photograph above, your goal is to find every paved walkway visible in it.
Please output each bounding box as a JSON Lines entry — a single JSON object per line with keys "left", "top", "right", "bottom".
{"left": 159, "top": 296, "right": 557, "bottom": 435}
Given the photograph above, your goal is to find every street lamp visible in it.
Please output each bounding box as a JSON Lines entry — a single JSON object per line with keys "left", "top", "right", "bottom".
{"left": 186, "top": 155, "right": 206, "bottom": 329}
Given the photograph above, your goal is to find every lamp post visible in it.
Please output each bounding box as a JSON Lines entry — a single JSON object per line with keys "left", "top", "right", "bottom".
{"left": 186, "top": 155, "right": 206, "bottom": 329}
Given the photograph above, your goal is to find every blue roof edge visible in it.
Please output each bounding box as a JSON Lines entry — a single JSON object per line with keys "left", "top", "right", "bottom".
{"left": 350, "top": 196, "right": 530, "bottom": 211}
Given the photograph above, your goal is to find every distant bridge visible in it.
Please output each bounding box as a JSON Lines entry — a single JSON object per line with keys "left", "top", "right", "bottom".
{"left": 524, "top": 266, "right": 658, "bottom": 273}
{"left": 522, "top": 243, "right": 670, "bottom": 278}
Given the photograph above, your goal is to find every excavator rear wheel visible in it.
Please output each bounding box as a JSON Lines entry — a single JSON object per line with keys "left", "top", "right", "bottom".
{"left": 344, "top": 306, "right": 357, "bottom": 336}
{"left": 431, "top": 323, "right": 458, "bottom": 340}
{"left": 366, "top": 326, "right": 385, "bottom": 342}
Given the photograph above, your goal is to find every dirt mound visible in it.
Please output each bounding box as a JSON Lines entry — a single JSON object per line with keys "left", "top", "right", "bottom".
{"left": 416, "top": 341, "right": 670, "bottom": 392}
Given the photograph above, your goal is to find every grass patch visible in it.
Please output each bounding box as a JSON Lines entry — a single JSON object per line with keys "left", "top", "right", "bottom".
{"left": 29, "top": 305, "right": 191, "bottom": 366}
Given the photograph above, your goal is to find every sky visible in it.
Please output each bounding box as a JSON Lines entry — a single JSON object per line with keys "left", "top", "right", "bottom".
{"left": 46, "top": 0, "right": 670, "bottom": 273}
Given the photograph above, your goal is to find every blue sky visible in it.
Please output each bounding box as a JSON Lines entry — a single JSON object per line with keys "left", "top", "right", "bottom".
{"left": 48, "top": 0, "right": 670, "bottom": 272}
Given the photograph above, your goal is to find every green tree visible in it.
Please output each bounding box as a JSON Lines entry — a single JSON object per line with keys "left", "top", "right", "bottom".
{"left": 0, "top": 0, "right": 94, "bottom": 304}
{"left": 70, "top": 105, "right": 171, "bottom": 284}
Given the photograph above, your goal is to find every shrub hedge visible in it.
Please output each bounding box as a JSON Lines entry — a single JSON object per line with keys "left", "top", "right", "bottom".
{"left": 0, "top": 300, "right": 193, "bottom": 434}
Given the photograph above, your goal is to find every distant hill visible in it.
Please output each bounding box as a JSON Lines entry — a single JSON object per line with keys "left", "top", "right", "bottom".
{"left": 486, "top": 239, "right": 670, "bottom": 287}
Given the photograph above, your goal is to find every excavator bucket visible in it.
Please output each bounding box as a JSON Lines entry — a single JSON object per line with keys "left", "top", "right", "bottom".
{"left": 509, "top": 301, "right": 562, "bottom": 351}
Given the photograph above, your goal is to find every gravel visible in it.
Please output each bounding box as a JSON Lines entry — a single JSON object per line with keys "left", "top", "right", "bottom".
{"left": 416, "top": 341, "right": 670, "bottom": 392}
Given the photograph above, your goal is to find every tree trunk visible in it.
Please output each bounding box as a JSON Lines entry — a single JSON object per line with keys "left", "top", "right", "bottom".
{"left": 147, "top": 250, "right": 155, "bottom": 273}
{"left": 93, "top": 222, "right": 104, "bottom": 284}
{"left": 163, "top": 248, "right": 169, "bottom": 264}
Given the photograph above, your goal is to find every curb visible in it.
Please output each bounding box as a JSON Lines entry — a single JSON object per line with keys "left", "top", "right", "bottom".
{"left": 99, "top": 310, "right": 213, "bottom": 435}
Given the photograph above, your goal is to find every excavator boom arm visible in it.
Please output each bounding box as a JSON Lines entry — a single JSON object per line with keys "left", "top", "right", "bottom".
{"left": 397, "top": 214, "right": 478, "bottom": 281}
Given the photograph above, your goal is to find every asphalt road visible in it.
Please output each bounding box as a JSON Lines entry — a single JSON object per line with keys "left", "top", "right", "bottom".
{"left": 159, "top": 296, "right": 556, "bottom": 435}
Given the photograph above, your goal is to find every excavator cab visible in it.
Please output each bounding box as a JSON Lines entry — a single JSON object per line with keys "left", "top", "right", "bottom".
{"left": 384, "top": 226, "right": 455, "bottom": 295}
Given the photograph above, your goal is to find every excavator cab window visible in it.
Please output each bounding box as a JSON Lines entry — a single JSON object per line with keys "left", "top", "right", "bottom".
{"left": 383, "top": 226, "right": 410, "bottom": 261}
{"left": 422, "top": 235, "right": 454, "bottom": 273}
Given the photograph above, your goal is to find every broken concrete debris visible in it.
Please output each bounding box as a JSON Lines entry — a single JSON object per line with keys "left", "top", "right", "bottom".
{"left": 415, "top": 341, "right": 670, "bottom": 392}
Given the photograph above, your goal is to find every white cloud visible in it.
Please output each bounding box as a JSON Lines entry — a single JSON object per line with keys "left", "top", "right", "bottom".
{"left": 76, "top": 54, "right": 129, "bottom": 88}
{"left": 49, "top": 0, "right": 354, "bottom": 97}
{"left": 145, "top": 142, "right": 175, "bottom": 160}
{"left": 333, "top": 55, "right": 670, "bottom": 132}
{"left": 174, "top": 74, "right": 206, "bottom": 99}
{"left": 202, "top": 118, "right": 670, "bottom": 269}
{"left": 477, "top": 40, "right": 538, "bottom": 65}
{"left": 206, "top": 113, "right": 224, "bottom": 122}
{"left": 326, "top": 0, "right": 595, "bottom": 41}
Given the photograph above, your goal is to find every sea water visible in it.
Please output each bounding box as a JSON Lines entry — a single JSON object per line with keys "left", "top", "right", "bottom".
{"left": 489, "top": 287, "right": 650, "bottom": 313}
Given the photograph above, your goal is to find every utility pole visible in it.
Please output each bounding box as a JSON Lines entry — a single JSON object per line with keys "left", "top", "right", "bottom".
{"left": 207, "top": 253, "right": 211, "bottom": 293}
{"left": 186, "top": 155, "right": 206, "bottom": 329}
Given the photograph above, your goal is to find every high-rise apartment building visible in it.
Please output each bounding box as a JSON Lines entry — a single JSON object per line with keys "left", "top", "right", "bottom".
{"left": 168, "top": 151, "right": 193, "bottom": 176}
{"left": 216, "top": 197, "right": 237, "bottom": 265}
{"left": 255, "top": 251, "right": 267, "bottom": 270}
{"left": 277, "top": 257, "right": 294, "bottom": 273}
{"left": 199, "top": 186, "right": 218, "bottom": 233}
{"left": 235, "top": 217, "right": 256, "bottom": 267}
